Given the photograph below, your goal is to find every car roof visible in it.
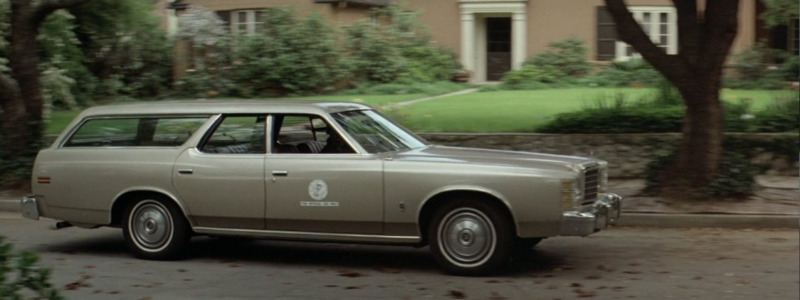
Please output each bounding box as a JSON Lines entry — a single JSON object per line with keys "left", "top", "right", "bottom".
{"left": 78, "top": 100, "right": 373, "bottom": 117}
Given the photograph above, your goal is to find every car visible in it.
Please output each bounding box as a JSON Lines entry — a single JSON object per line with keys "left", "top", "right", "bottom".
{"left": 21, "top": 100, "right": 621, "bottom": 275}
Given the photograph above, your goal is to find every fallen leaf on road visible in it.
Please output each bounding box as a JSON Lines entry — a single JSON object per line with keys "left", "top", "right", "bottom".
{"left": 736, "top": 279, "right": 750, "bottom": 285}
{"left": 692, "top": 276, "right": 703, "bottom": 280}
{"left": 623, "top": 270, "right": 641, "bottom": 274}
{"left": 546, "top": 284, "right": 559, "bottom": 290}
{"left": 485, "top": 280, "right": 501, "bottom": 283}
{"left": 178, "top": 269, "right": 187, "bottom": 273}
{"left": 448, "top": 290, "right": 466, "bottom": 299}
{"left": 324, "top": 285, "right": 338, "bottom": 288}
{"left": 84, "top": 265, "right": 95, "bottom": 269}
{"left": 377, "top": 268, "right": 401, "bottom": 274}
{"left": 65, "top": 275, "right": 92, "bottom": 290}
{"left": 573, "top": 289, "right": 596, "bottom": 298}
{"left": 597, "top": 264, "right": 615, "bottom": 272}
{"left": 338, "top": 270, "right": 366, "bottom": 278}
{"left": 344, "top": 286, "right": 361, "bottom": 290}
{"left": 585, "top": 275, "right": 601, "bottom": 280}
{"left": 107, "top": 290, "right": 120, "bottom": 294}
{"left": 570, "top": 283, "right": 583, "bottom": 288}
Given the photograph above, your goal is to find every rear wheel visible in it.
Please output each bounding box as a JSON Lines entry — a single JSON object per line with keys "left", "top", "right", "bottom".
{"left": 123, "top": 197, "right": 190, "bottom": 260}
{"left": 428, "top": 198, "right": 514, "bottom": 276}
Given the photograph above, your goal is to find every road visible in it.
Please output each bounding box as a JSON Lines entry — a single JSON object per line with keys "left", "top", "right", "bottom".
{"left": 0, "top": 212, "right": 796, "bottom": 300}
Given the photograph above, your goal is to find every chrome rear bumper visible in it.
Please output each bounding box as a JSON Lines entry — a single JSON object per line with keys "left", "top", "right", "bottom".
{"left": 21, "top": 196, "right": 41, "bottom": 220}
{"left": 560, "top": 193, "right": 622, "bottom": 236}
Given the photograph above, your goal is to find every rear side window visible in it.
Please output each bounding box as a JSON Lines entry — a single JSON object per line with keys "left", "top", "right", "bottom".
{"left": 200, "top": 115, "right": 266, "bottom": 154}
{"left": 64, "top": 117, "right": 208, "bottom": 147}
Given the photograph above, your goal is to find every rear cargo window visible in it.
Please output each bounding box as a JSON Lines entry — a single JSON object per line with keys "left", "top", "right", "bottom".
{"left": 64, "top": 117, "right": 208, "bottom": 147}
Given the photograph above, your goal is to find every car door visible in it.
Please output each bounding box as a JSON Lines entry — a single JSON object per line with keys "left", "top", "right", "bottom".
{"left": 265, "top": 114, "right": 384, "bottom": 235}
{"left": 173, "top": 115, "right": 267, "bottom": 230}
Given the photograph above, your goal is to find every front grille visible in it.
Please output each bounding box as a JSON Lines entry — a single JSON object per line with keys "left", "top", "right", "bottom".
{"left": 582, "top": 164, "right": 599, "bottom": 205}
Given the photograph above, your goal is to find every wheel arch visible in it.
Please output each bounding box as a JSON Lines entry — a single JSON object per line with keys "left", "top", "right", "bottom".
{"left": 110, "top": 188, "right": 192, "bottom": 227}
{"left": 417, "top": 188, "right": 517, "bottom": 245}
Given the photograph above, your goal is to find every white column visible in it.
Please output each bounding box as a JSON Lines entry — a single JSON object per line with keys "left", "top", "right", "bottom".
{"left": 511, "top": 12, "right": 527, "bottom": 70}
{"left": 461, "top": 12, "right": 476, "bottom": 76}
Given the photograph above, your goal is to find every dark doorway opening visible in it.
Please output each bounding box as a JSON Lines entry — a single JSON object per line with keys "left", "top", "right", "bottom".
{"left": 486, "top": 17, "right": 512, "bottom": 81}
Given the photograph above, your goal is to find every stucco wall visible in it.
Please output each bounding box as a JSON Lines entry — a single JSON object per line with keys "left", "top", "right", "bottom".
{"left": 418, "top": 133, "right": 799, "bottom": 178}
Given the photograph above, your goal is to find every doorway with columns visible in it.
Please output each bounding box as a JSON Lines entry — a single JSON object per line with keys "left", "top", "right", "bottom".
{"left": 459, "top": 0, "right": 527, "bottom": 82}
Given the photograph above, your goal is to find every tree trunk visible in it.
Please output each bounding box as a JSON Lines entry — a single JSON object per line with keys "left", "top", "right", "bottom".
{"left": 605, "top": 0, "right": 739, "bottom": 197}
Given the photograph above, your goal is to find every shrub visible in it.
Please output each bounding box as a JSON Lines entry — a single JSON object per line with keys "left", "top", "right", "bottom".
{"left": 725, "top": 43, "right": 789, "bottom": 90}
{"left": 343, "top": 6, "right": 459, "bottom": 85}
{"left": 233, "top": 9, "right": 343, "bottom": 95}
{"left": 528, "top": 38, "right": 592, "bottom": 77}
{"left": 751, "top": 94, "right": 799, "bottom": 132}
{"left": 339, "top": 81, "right": 467, "bottom": 96}
{"left": 590, "top": 58, "right": 663, "bottom": 87}
{"left": 175, "top": 6, "right": 233, "bottom": 97}
{"left": 501, "top": 64, "right": 567, "bottom": 87}
{"left": 537, "top": 106, "right": 685, "bottom": 134}
{"left": 644, "top": 149, "right": 757, "bottom": 198}
{"left": 0, "top": 237, "right": 63, "bottom": 299}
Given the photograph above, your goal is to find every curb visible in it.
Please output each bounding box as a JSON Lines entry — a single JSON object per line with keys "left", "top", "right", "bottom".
{"left": 0, "top": 199, "right": 19, "bottom": 212}
{"left": 616, "top": 213, "right": 798, "bottom": 229}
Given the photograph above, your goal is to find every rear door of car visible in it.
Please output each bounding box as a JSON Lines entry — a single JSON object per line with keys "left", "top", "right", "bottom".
{"left": 173, "top": 115, "right": 267, "bottom": 230}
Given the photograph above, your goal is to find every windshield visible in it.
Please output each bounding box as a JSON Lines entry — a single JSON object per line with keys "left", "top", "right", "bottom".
{"left": 331, "top": 110, "right": 427, "bottom": 153}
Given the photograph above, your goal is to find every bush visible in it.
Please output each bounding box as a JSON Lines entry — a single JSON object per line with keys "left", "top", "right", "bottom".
{"left": 0, "top": 237, "right": 63, "bottom": 299}
{"left": 751, "top": 94, "right": 799, "bottom": 132}
{"left": 528, "top": 38, "right": 592, "bottom": 77}
{"left": 233, "top": 9, "right": 343, "bottom": 95}
{"left": 644, "top": 149, "right": 757, "bottom": 198}
{"left": 537, "top": 106, "right": 685, "bottom": 134}
{"left": 590, "top": 58, "right": 663, "bottom": 87}
{"left": 339, "top": 81, "right": 467, "bottom": 96}
{"left": 501, "top": 64, "right": 567, "bottom": 87}
{"left": 175, "top": 6, "right": 233, "bottom": 97}
{"left": 343, "top": 6, "right": 459, "bottom": 85}
{"left": 725, "top": 43, "right": 790, "bottom": 90}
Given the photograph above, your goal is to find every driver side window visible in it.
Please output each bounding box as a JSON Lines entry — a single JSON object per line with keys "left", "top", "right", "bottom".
{"left": 272, "top": 114, "right": 354, "bottom": 154}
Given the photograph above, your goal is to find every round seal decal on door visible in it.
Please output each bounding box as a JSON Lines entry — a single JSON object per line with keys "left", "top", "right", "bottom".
{"left": 308, "top": 179, "right": 328, "bottom": 201}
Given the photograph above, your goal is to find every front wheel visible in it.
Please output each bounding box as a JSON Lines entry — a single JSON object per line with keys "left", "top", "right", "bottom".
{"left": 123, "top": 197, "right": 190, "bottom": 260}
{"left": 428, "top": 199, "right": 514, "bottom": 276}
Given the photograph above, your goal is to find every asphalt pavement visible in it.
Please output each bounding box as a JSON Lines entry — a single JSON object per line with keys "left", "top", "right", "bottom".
{"left": 0, "top": 211, "right": 796, "bottom": 300}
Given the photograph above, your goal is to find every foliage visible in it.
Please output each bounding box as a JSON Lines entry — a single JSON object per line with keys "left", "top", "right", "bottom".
{"left": 339, "top": 81, "right": 467, "bottom": 96}
{"left": 751, "top": 94, "right": 800, "bottom": 132}
{"left": 500, "top": 64, "right": 567, "bottom": 89}
{"left": 527, "top": 38, "right": 592, "bottom": 77}
{"left": 70, "top": 0, "right": 173, "bottom": 99}
{"left": 343, "top": 5, "right": 459, "bottom": 85}
{"left": 233, "top": 9, "right": 343, "bottom": 95}
{"left": 644, "top": 148, "right": 757, "bottom": 198}
{"left": 759, "top": 0, "right": 799, "bottom": 27}
{"left": 726, "top": 43, "right": 791, "bottom": 90}
{"left": 589, "top": 58, "right": 664, "bottom": 87}
{"left": 175, "top": 6, "right": 233, "bottom": 97}
{"left": 0, "top": 237, "right": 63, "bottom": 299}
{"left": 537, "top": 105, "right": 685, "bottom": 134}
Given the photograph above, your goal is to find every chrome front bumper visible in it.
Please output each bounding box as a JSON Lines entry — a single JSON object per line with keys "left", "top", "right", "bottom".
{"left": 21, "top": 196, "right": 41, "bottom": 220}
{"left": 560, "top": 193, "right": 622, "bottom": 236}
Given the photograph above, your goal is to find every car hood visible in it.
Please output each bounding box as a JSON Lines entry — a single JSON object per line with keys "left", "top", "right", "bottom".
{"left": 390, "top": 145, "right": 595, "bottom": 173}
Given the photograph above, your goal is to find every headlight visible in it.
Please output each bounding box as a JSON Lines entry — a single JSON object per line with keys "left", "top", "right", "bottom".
{"left": 561, "top": 179, "right": 581, "bottom": 210}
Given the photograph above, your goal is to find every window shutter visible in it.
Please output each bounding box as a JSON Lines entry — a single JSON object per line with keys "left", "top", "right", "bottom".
{"left": 597, "top": 7, "right": 617, "bottom": 61}
{"left": 216, "top": 11, "right": 231, "bottom": 27}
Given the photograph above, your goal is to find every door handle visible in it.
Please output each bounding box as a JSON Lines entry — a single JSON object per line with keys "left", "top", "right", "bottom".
{"left": 272, "top": 170, "right": 289, "bottom": 177}
{"left": 178, "top": 169, "right": 193, "bottom": 175}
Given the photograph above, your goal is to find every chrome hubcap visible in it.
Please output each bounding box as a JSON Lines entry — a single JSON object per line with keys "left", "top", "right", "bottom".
{"left": 439, "top": 208, "right": 496, "bottom": 267}
{"left": 131, "top": 201, "right": 172, "bottom": 250}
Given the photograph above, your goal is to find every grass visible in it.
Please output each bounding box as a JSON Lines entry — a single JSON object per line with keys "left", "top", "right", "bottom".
{"left": 394, "top": 88, "right": 790, "bottom": 133}
{"left": 44, "top": 88, "right": 789, "bottom": 134}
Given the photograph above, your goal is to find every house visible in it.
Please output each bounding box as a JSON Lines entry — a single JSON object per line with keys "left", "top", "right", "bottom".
{"left": 163, "top": 0, "right": 797, "bottom": 83}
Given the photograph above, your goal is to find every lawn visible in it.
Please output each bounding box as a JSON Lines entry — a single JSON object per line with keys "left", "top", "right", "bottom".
{"left": 393, "top": 88, "right": 791, "bottom": 133}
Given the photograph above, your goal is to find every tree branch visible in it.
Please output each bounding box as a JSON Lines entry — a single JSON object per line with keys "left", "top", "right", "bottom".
{"left": 702, "top": 0, "right": 739, "bottom": 70}
{"left": 673, "top": 0, "right": 699, "bottom": 67}
{"left": 31, "top": 0, "right": 93, "bottom": 25}
{"left": 604, "top": 0, "right": 688, "bottom": 83}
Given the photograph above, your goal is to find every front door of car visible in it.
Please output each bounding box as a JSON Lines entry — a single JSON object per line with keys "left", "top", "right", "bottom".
{"left": 264, "top": 114, "right": 384, "bottom": 235}
{"left": 173, "top": 115, "right": 267, "bottom": 230}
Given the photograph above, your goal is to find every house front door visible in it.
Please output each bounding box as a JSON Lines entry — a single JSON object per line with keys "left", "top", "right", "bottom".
{"left": 486, "top": 17, "right": 512, "bottom": 81}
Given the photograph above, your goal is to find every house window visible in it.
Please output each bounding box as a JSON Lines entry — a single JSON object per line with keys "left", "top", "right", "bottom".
{"left": 790, "top": 18, "right": 799, "bottom": 55}
{"left": 232, "top": 10, "right": 266, "bottom": 35}
{"left": 394, "top": 12, "right": 415, "bottom": 36}
{"left": 596, "top": 6, "right": 677, "bottom": 61}
{"left": 616, "top": 7, "right": 677, "bottom": 60}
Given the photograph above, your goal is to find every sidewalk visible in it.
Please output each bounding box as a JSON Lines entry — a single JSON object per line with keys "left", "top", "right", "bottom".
{"left": 1, "top": 175, "right": 797, "bottom": 228}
